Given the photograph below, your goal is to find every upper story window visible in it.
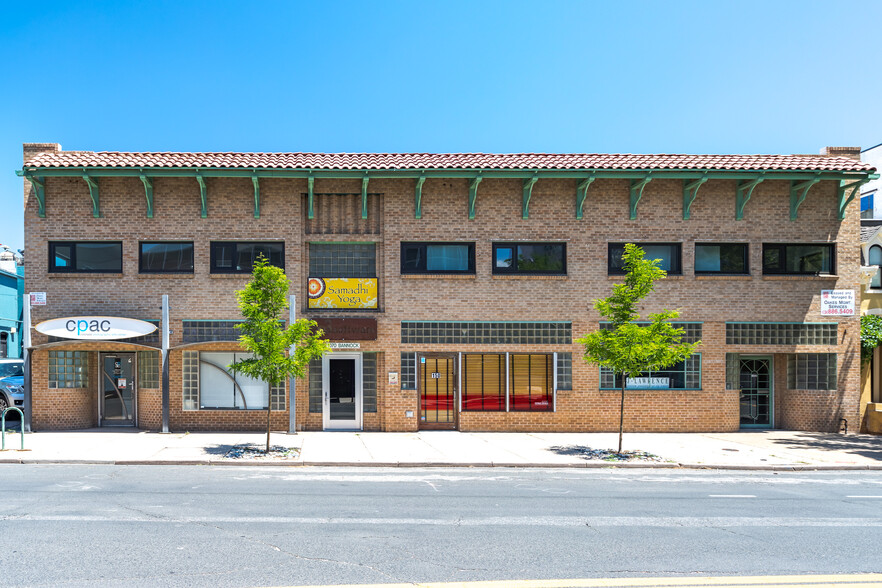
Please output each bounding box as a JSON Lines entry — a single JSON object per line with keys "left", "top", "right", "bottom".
{"left": 139, "top": 242, "right": 194, "bottom": 273}
{"left": 694, "top": 243, "right": 748, "bottom": 275}
{"left": 493, "top": 243, "right": 566, "bottom": 275}
{"left": 210, "top": 242, "right": 284, "bottom": 274}
{"left": 309, "top": 242, "right": 376, "bottom": 277}
{"left": 762, "top": 243, "right": 834, "bottom": 275}
{"left": 401, "top": 242, "right": 475, "bottom": 274}
{"left": 49, "top": 241, "right": 122, "bottom": 273}
{"left": 609, "top": 243, "right": 682, "bottom": 275}
{"left": 869, "top": 244, "right": 882, "bottom": 288}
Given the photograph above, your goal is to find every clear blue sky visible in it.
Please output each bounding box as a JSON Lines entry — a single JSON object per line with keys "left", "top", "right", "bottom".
{"left": 3, "top": 0, "right": 881, "bottom": 252}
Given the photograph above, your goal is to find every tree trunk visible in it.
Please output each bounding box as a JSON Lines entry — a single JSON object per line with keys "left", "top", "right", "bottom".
{"left": 618, "top": 377, "right": 625, "bottom": 454}
{"left": 266, "top": 400, "right": 271, "bottom": 454}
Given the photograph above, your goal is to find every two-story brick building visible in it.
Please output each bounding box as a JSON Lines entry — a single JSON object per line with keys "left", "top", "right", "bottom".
{"left": 17, "top": 143, "right": 878, "bottom": 433}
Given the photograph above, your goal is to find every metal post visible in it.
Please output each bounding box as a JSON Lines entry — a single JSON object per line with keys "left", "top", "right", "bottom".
{"left": 288, "top": 294, "right": 296, "bottom": 434}
{"left": 21, "top": 295, "right": 31, "bottom": 433}
{"left": 161, "top": 295, "right": 170, "bottom": 433}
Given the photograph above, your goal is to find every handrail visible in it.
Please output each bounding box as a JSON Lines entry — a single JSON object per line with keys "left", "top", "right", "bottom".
{"left": 1, "top": 407, "right": 24, "bottom": 450}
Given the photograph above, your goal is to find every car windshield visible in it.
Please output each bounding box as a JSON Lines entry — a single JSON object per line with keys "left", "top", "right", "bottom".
{"left": 0, "top": 363, "right": 23, "bottom": 378}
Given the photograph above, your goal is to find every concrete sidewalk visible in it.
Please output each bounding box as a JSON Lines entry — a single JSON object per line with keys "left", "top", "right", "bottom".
{"left": 2, "top": 428, "right": 882, "bottom": 469}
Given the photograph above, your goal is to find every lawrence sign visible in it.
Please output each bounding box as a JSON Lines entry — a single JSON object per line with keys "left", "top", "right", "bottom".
{"left": 36, "top": 317, "right": 157, "bottom": 340}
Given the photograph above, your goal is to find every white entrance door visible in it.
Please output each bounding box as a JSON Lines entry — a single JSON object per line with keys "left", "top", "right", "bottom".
{"left": 322, "top": 352, "right": 363, "bottom": 430}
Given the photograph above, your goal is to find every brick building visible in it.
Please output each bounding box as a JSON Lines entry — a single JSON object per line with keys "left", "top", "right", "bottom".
{"left": 17, "top": 143, "right": 879, "bottom": 433}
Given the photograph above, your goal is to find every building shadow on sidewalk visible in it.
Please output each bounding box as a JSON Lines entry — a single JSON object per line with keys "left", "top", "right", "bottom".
{"left": 770, "top": 433, "right": 882, "bottom": 461}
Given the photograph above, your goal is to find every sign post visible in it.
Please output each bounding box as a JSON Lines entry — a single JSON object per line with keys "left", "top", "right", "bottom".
{"left": 161, "top": 295, "right": 170, "bottom": 434}
{"left": 21, "top": 294, "right": 31, "bottom": 433}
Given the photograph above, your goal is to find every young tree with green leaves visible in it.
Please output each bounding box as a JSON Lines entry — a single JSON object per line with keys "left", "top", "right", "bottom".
{"left": 232, "top": 257, "right": 330, "bottom": 453}
{"left": 577, "top": 243, "right": 700, "bottom": 453}
{"left": 861, "top": 314, "right": 882, "bottom": 364}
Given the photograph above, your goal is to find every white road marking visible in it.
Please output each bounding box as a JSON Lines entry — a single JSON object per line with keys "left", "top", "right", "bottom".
{"left": 709, "top": 494, "right": 756, "bottom": 498}
{"left": 846, "top": 495, "right": 882, "bottom": 498}
{"left": 1, "top": 514, "right": 879, "bottom": 527}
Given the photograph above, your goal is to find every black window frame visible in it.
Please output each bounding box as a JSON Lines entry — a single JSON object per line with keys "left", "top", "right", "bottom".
{"left": 48, "top": 241, "right": 123, "bottom": 274}
{"left": 210, "top": 241, "right": 285, "bottom": 274}
{"left": 139, "top": 241, "right": 195, "bottom": 274}
{"left": 762, "top": 243, "right": 835, "bottom": 276}
{"left": 608, "top": 242, "right": 682, "bottom": 275}
{"left": 400, "top": 242, "right": 476, "bottom": 275}
{"left": 492, "top": 242, "right": 567, "bottom": 275}
{"left": 694, "top": 243, "right": 749, "bottom": 275}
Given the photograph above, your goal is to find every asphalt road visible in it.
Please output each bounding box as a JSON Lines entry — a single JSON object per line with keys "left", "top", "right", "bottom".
{"left": 1, "top": 466, "right": 881, "bottom": 587}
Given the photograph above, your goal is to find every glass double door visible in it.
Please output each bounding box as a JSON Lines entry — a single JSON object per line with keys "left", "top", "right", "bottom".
{"left": 322, "top": 353, "right": 362, "bottom": 430}
{"left": 739, "top": 356, "right": 773, "bottom": 428}
{"left": 419, "top": 354, "right": 457, "bottom": 430}
{"left": 100, "top": 353, "right": 135, "bottom": 426}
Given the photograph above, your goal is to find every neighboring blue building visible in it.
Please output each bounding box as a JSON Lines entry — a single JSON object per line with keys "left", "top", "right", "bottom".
{"left": 0, "top": 246, "right": 24, "bottom": 358}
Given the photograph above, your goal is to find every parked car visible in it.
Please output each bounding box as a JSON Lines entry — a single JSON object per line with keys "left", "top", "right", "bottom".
{"left": 0, "top": 359, "right": 24, "bottom": 414}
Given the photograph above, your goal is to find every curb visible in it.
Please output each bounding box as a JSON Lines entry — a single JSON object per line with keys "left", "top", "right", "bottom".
{"left": 1, "top": 459, "right": 880, "bottom": 471}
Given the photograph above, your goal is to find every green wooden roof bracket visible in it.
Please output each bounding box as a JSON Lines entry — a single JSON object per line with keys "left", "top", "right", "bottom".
{"left": 837, "top": 177, "right": 871, "bottom": 220}
{"left": 195, "top": 174, "right": 207, "bottom": 218}
{"left": 307, "top": 173, "right": 315, "bottom": 219}
{"left": 682, "top": 174, "right": 708, "bottom": 220}
{"left": 522, "top": 174, "right": 539, "bottom": 219}
{"left": 414, "top": 174, "right": 426, "bottom": 219}
{"left": 575, "top": 174, "right": 595, "bottom": 219}
{"left": 789, "top": 173, "right": 821, "bottom": 221}
{"left": 251, "top": 174, "right": 260, "bottom": 219}
{"left": 139, "top": 174, "right": 154, "bottom": 218}
{"left": 629, "top": 174, "right": 652, "bottom": 220}
{"left": 468, "top": 174, "right": 483, "bottom": 219}
{"left": 25, "top": 174, "right": 46, "bottom": 217}
{"left": 82, "top": 174, "right": 100, "bottom": 218}
{"left": 361, "top": 174, "right": 370, "bottom": 219}
{"left": 735, "top": 175, "right": 764, "bottom": 220}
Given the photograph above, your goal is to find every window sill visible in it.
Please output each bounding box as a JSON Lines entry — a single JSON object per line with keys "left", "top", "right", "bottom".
{"left": 138, "top": 273, "right": 195, "bottom": 279}
{"left": 49, "top": 273, "right": 123, "bottom": 279}
{"left": 600, "top": 388, "right": 703, "bottom": 392}
{"left": 401, "top": 274, "right": 477, "bottom": 280}
{"left": 694, "top": 275, "right": 752, "bottom": 280}
{"left": 209, "top": 273, "right": 251, "bottom": 279}
{"left": 608, "top": 275, "right": 683, "bottom": 280}
{"left": 492, "top": 274, "right": 568, "bottom": 280}
{"left": 762, "top": 275, "right": 839, "bottom": 280}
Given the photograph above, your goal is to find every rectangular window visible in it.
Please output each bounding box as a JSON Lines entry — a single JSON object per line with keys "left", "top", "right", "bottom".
{"left": 210, "top": 242, "right": 284, "bottom": 274}
{"left": 182, "top": 351, "right": 199, "bottom": 410}
{"left": 363, "top": 353, "right": 377, "bottom": 413}
{"left": 48, "top": 351, "right": 89, "bottom": 388}
{"left": 609, "top": 243, "right": 681, "bottom": 275}
{"left": 556, "top": 352, "right": 572, "bottom": 390}
{"left": 309, "top": 242, "right": 376, "bottom": 277}
{"left": 401, "top": 242, "right": 475, "bottom": 274}
{"left": 462, "top": 354, "right": 506, "bottom": 411}
{"left": 600, "top": 354, "right": 701, "bottom": 390}
{"left": 198, "top": 352, "right": 282, "bottom": 410}
{"left": 137, "top": 350, "right": 160, "bottom": 389}
{"left": 695, "top": 243, "right": 748, "bottom": 274}
{"left": 788, "top": 353, "right": 837, "bottom": 390}
{"left": 308, "top": 357, "right": 323, "bottom": 413}
{"left": 139, "top": 242, "right": 194, "bottom": 273}
{"left": 493, "top": 243, "right": 566, "bottom": 275}
{"left": 762, "top": 244, "right": 834, "bottom": 275}
{"left": 509, "top": 354, "right": 553, "bottom": 411}
{"left": 49, "top": 242, "right": 122, "bottom": 273}
{"left": 400, "top": 352, "right": 417, "bottom": 390}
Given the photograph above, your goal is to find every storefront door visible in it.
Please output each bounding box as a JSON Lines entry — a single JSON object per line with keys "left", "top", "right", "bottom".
{"left": 419, "top": 354, "right": 457, "bottom": 430}
{"left": 322, "top": 352, "right": 363, "bottom": 430}
{"left": 739, "top": 356, "right": 772, "bottom": 428}
{"left": 100, "top": 352, "right": 136, "bottom": 426}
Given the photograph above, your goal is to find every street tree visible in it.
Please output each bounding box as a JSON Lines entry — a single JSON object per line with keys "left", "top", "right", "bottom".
{"left": 232, "top": 256, "right": 330, "bottom": 452}
{"left": 577, "top": 243, "right": 699, "bottom": 453}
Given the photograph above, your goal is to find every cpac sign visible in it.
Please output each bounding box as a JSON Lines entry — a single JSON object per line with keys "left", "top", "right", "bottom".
{"left": 35, "top": 316, "right": 157, "bottom": 340}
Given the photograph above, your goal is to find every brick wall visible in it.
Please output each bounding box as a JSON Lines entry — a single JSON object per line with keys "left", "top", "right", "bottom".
{"left": 23, "top": 153, "right": 863, "bottom": 433}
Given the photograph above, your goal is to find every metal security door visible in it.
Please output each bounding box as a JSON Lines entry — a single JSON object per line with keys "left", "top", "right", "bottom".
{"left": 100, "top": 353, "right": 136, "bottom": 426}
{"left": 419, "top": 354, "right": 457, "bottom": 430}
{"left": 739, "top": 356, "right": 772, "bottom": 428}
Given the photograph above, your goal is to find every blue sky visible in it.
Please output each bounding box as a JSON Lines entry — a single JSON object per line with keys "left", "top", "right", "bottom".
{"left": 3, "top": 0, "right": 881, "bottom": 251}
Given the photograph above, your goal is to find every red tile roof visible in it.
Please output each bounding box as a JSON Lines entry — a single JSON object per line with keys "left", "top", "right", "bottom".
{"left": 22, "top": 151, "right": 876, "bottom": 173}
